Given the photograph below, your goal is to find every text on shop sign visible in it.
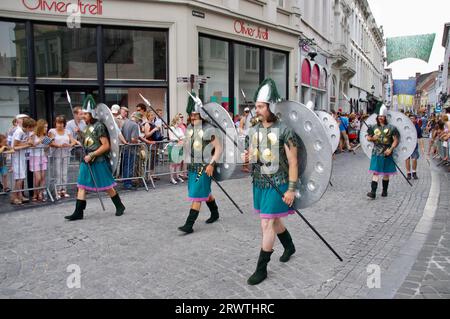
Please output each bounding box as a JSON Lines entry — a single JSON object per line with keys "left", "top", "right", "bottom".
{"left": 234, "top": 20, "right": 269, "bottom": 41}
{"left": 22, "top": 0, "right": 103, "bottom": 15}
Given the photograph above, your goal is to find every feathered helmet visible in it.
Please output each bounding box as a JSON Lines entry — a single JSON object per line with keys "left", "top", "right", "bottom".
{"left": 82, "top": 94, "right": 97, "bottom": 118}
{"left": 254, "top": 78, "right": 282, "bottom": 113}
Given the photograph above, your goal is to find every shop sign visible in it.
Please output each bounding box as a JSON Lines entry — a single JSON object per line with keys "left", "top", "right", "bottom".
{"left": 21, "top": 0, "right": 103, "bottom": 15}
{"left": 233, "top": 19, "right": 269, "bottom": 41}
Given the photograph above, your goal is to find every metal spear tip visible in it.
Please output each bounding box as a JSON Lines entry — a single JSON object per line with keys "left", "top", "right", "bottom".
{"left": 241, "top": 89, "right": 247, "bottom": 99}
{"left": 66, "top": 90, "right": 71, "bottom": 104}
{"left": 342, "top": 93, "right": 350, "bottom": 102}
{"left": 139, "top": 93, "right": 151, "bottom": 107}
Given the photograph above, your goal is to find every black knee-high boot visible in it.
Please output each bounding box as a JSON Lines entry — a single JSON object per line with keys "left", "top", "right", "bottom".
{"left": 367, "top": 181, "right": 378, "bottom": 199}
{"left": 111, "top": 193, "right": 125, "bottom": 216}
{"left": 205, "top": 200, "right": 219, "bottom": 224}
{"left": 178, "top": 209, "right": 199, "bottom": 234}
{"left": 277, "top": 229, "right": 296, "bottom": 263}
{"left": 382, "top": 180, "right": 389, "bottom": 197}
{"left": 65, "top": 199, "right": 86, "bottom": 221}
{"left": 247, "top": 250, "right": 273, "bottom": 285}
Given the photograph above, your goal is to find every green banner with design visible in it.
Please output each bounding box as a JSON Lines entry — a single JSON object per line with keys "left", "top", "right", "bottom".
{"left": 386, "top": 34, "right": 436, "bottom": 66}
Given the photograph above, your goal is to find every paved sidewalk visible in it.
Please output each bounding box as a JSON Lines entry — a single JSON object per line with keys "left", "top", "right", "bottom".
{"left": 394, "top": 165, "right": 450, "bottom": 299}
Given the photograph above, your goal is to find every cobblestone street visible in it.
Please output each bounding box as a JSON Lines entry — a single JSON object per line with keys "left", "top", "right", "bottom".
{"left": 0, "top": 150, "right": 448, "bottom": 299}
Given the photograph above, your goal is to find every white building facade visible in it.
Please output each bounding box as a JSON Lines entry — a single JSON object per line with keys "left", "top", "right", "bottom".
{"left": 0, "top": 0, "right": 385, "bottom": 132}
{"left": 347, "top": 0, "right": 385, "bottom": 114}
{"left": 442, "top": 23, "right": 450, "bottom": 108}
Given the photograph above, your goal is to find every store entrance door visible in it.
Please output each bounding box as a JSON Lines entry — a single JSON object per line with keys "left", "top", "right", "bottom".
{"left": 35, "top": 86, "right": 99, "bottom": 125}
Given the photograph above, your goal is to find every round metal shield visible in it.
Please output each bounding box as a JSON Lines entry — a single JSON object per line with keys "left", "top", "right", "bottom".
{"left": 200, "top": 102, "right": 238, "bottom": 181}
{"left": 316, "top": 111, "right": 340, "bottom": 153}
{"left": 359, "top": 111, "right": 418, "bottom": 162}
{"left": 95, "top": 103, "right": 121, "bottom": 174}
{"left": 273, "top": 101, "right": 333, "bottom": 210}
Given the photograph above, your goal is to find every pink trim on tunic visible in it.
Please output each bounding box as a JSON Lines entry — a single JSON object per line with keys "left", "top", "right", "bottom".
{"left": 77, "top": 183, "right": 117, "bottom": 192}
{"left": 253, "top": 209, "right": 296, "bottom": 219}
{"left": 369, "top": 171, "right": 398, "bottom": 177}
{"left": 187, "top": 194, "right": 213, "bottom": 202}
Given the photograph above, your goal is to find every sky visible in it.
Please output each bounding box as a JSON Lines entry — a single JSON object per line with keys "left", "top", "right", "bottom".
{"left": 367, "top": 0, "right": 450, "bottom": 79}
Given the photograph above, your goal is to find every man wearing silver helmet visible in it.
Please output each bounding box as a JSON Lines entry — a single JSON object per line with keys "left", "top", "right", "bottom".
{"left": 243, "top": 78, "right": 300, "bottom": 285}
{"left": 366, "top": 105, "right": 400, "bottom": 199}
{"left": 65, "top": 95, "right": 126, "bottom": 221}
{"left": 177, "top": 92, "right": 223, "bottom": 234}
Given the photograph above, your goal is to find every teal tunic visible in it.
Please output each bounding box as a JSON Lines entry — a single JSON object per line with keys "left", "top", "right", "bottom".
{"left": 367, "top": 124, "right": 399, "bottom": 176}
{"left": 185, "top": 122, "right": 215, "bottom": 202}
{"left": 77, "top": 121, "right": 116, "bottom": 191}
{"left": 249, "top": 120, "right": 300, "bottom": 219}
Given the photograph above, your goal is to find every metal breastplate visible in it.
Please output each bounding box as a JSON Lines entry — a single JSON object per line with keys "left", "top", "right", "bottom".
{"left": 186, "top": 123, "right": 213, "bottom": 172}
{"left": 83, "top": 122, "right": 107, "bottom": 162}
{"left": 372, "top": 124, "right": 395, "bottom": 155}
{"left": 250, "top": 122, "right": 290, "bottom": 188}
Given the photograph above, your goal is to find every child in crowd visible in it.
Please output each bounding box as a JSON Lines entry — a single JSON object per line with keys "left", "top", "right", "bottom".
{"left": 11, "top": 118, "right": 36, "bottom": 205}
{"left": 0, "top": 134, "right": 14, "bottom": 193}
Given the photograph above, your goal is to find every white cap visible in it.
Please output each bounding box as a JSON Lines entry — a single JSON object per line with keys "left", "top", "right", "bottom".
{"left": 16, "top": 114, "right": 29, "bottom": 120}
{"left": 244, "top": 107, "right": 250, "bottom": 112}
{"left": 111, "top": 104, "right": 120, "bottom": 114}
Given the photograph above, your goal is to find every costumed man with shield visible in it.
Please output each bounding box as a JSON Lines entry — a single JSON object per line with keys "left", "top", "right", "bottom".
{"left": 243, "top": 79, "right": 300, "bottom": 285}
{"left": 366, "top": 105, "right": 399, "bottom": 199}
{"left": 65, "top": 95, "right": 126, "bottom": 221}
{"left": 177, "top": 93, "right": 223, "bottom": 234}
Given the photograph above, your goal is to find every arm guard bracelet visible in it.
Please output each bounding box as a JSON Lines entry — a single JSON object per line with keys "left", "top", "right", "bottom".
{"left": 88, "top": 152, "right": 96, "bottom": 162}
{"left": 288, "top": 181, "right": 297, "bottom": 192}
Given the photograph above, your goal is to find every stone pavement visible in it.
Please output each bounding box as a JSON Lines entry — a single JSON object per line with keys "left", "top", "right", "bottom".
{"left": 0, "top": 149, "right": 444, "bottom": 299}
{"left": 394, "top": 164, "right": 450, "bottom": 299}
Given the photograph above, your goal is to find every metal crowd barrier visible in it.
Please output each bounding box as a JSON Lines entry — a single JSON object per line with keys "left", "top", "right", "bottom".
{"left": 0, "top": 146, "right": 54, "bottom": 202}
{"left": 144, "top": 141, "right": 187, "bottom": 186}
{"left": 116, "top": 143, "right": 149, "bottom": 191}
{"left": 437, "top": 139, "right": 449, "bottom": 163}
{"left": 1, "top": 140, "right": 198, "bottom": 206}
{"left": 48, "top": 145, "right": 80, "bottom": 199}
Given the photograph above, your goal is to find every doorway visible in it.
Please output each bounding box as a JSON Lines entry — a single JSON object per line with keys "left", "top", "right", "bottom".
{"left": 35, "top": 86, "right": 99, "bottom": 125}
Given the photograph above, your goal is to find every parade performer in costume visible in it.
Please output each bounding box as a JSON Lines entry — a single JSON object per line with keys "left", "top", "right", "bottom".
{"left": 65, "top": 95, "right": 125, "bottom": 221}
{"left": 366, "top": 105, "right": 399, "bottom": 199}
{"left": 243, "top": 79, "right": 300, "bottom": 285}
{"left": 178, "top": 93, "right": 223, "bottom": 234}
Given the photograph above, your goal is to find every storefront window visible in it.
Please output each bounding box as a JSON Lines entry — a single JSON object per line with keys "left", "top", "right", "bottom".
{"left": 199, "top": 37, "right": 229, "bottom": 109}
{"left": 33, "top": 24, "right": 97, "bottom": 79}
{"left": 0, "top": 21, "right": 28, "bottom": 79}
{"left": 104, "top": 29, "right": 167, "bottom": 81}
{"left": 265, "top": 50, "right": 287, "bottom": 99}
{"left": 235, "top": 44, "right": 260, "bottom": 112}
{"left": 53, "top": 90, "right": 99, "bottom": 121}
{"left": 105, "top": 87, "right": 168, "bottom": 122}
{"left": 0, "top": 86, "right": 29, "bottom": 133}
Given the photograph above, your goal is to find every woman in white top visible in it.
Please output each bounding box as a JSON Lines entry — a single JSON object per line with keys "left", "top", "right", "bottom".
{"left": 168, "top": 114, "right": 185, "bottom": 185}
{"left": 49, "top": 115, "right": 79, "bottom": 199}
{"left": 30, "top": 119, "right": 50, "bottom": 202}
